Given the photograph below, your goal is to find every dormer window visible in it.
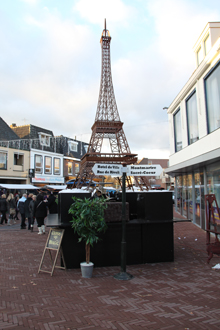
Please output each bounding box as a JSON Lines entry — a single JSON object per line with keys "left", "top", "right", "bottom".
{"left": 197, "top": 47, "right": 203, "bottom": 66}
{"left": 68, "top": 141, "right": 78, "bottom": 152}
{"left": 38, "top": 132, "right": 51, "bottom": 146}
{"left": 204, "top": 34, "right": 211, "bottom": 55}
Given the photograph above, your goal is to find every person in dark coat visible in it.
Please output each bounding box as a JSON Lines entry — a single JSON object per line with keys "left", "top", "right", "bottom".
{"left": 24, "top": 193, "right": 33, "bottom": 230}
{"left": 33, "top": 194, "right": 47, "bottom": 235}
{"left": 7, "top": 193, "right": 16, "bottom": 225}
{"left": 29, "top": 195, "right": 36, "bottom": 232}
{"left": 0, "top": 194, "right": 8, "bottom": 225}
{"left": 46, "top": 192, "right": 58, "bottom": 214}
{"left": 17, "top": 194, "right": 27, "bottom": 229}
{"left": 14, "top": 194, "right": 20, "bottom": 220}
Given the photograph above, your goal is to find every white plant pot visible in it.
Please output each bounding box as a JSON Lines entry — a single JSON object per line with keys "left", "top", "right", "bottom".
{"left": 80, "top": 262, "right": 94, "bottom": 278}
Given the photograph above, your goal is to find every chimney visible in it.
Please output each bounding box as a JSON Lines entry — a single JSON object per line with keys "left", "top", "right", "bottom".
{"left": 11, "top": 123, "right": 17, "bottom": 128}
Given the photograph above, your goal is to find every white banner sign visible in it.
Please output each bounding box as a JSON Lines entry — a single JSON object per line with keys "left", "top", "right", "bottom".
{"left": 127, "top": 165, "right": 162, "bottom": 177}
{"left": 92, "top": 163, "right": 123, "bottom": 176}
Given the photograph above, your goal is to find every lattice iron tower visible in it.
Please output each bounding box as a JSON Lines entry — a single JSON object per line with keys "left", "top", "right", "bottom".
{"left": 74, "top": 20, "right": 148, "bottom": 189}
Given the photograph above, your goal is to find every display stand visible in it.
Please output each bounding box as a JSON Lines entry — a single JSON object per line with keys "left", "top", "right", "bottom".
{"left": 38, "top": 228, "right": 66, "bottom": 276}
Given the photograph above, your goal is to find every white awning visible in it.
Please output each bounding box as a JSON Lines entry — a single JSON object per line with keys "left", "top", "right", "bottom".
{"left": 0, "top": 184, "right": 39, "bottom": 190}
{"left": 43, "top": 185, "right": 67, "bottom": 190}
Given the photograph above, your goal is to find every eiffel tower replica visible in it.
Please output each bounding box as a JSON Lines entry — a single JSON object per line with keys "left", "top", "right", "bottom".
{"left": 74, "top": 20, "right": 149, "bottom": 190}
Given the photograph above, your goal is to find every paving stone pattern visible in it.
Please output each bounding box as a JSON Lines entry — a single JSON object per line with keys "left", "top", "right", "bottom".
{"left": 0, "top": 216, "right": 220, "bottom": 329}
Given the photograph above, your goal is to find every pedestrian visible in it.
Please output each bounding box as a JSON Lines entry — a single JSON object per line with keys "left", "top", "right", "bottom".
{"left": 14, "top": 194, "right": 20, "bottom": 220}
{"left": 33, "top": 194, "right": 47, "bottom": 235}
{"left": 24, "top": 193, "right": 33, "bottom": 230}
{"left": 46, "top": 192, "right": 58, "bottom": 214}
{"left": 7, "top": 193, "right": 16, "bottom": 225}
{"left": 0, "top": 194, "right": 8, "bottom": 225}
{"left": 29, "top": 195, "right": 36, "bottom": 232}
{"left": 17, "top": 193, "right": 27, "bottom": 229}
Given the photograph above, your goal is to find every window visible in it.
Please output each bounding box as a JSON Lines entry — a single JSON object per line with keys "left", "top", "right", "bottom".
{"left": 54, "top": 158, "right": 60, "bottom": 175}
{"left": 35, "top": 155, "right": 43, "bottom": 174}
{"left": 186, "top": 90, "right": 199, "bottom": 145}
{"left": 84, "top": 145, "right": 88, "bottom": 153}
{"left": 197, "top": 47, "right": 203, "bottom": 66}
{"left": 14, "top": 153, "right": 24, "bottom": 165}
{"left": 68, "top": 141, "right": 78, "bottom": 152}
{"left": 204, "top": 34, "right": 211, "bottom": 55}
{"left": 205, "top": 62, "right": 220, "bottom": 133}
{"left": 0, "top": 151, "right": 7, "bottom": 170}
{"left": 174, "top": 108, "right": 182, "bottom": 152}
{"left": 75, "top": 163, "right": 79, "bottom": 174}
{"left": 68, "top": 162, "right": 73, "bottom": 175}
{"left": 39, "top": 133, "right": 51, "bottom": 146}
{"left": 45, "top": 156, "right": 52, "bottom": 174}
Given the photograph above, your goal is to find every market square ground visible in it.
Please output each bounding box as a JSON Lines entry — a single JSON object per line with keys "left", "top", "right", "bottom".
{"left": 0, "top": 213, "right": 220, "bottom": 330}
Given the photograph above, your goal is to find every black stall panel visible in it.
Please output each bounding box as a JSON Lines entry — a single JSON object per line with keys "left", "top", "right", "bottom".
{"left": 137, "top": 192, "right": 173, "bottom": 221}
{"left": 61, "top": 222, "right": 142, "bottom": 268}
{"left": 58, "top": 191, "right": 91, "bottom": 225}
{"left": 117, "top": 192, "right": 138, "bottom": 220}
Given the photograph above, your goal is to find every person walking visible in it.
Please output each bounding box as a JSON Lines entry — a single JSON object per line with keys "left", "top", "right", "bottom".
{"left": 14, "top": 194, "right": 20, "bottom": 220}
{"left": 34, "top": 194, "right": 47, "bottom": 235}
{"left": 7, "top": 193, "right": 16, "bottom": 225}
{"left": 29, "top": 195, "right": 36, "bottom": 232}
{"left": 17, "top": 193, "right": 27, "bottom": 229}
{"left": 24, "top": 193, "right": 33, "bottom": 230}
{"left": 0, "top": 194, "right": 8, "bottom": 225}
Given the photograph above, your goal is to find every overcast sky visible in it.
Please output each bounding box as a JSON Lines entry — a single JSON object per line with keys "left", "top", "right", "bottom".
{"left": 1, "top": 0, "right": 220, "bottom": 160}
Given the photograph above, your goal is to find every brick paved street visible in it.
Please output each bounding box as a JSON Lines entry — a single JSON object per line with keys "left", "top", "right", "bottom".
{"left": 1, "top": 216, "right": 220, "bottom": 330}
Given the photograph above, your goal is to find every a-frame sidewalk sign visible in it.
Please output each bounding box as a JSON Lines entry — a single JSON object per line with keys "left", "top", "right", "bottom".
{"left": 38, "top": 228, "right": 66, "bottom": 276}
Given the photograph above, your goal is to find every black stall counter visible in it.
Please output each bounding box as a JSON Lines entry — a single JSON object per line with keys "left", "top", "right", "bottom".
{"left": 46, "top": 190, "right": 174, "bottom": 268}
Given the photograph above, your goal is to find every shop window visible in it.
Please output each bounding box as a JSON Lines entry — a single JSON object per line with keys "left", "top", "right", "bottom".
{"left": 186, "top": 90, "right": 199, "bottom": 145}
{"left": 0, "top": 151, "right": 7, "bottom": 170}
{"left": 54, "top": 158, "right": 60, "bottom": 175}
{"left": 45, "top": 156, "right": 52, "bottom": 174}
{"left": 205, "top": 62, "right": 220, "bottom": 133}
{"left": 35, "top": 155, "right": 43, "bottom": 174}
{"left": 174, "top": 108, "right": 182, "bottom": 152}
{"left": 68, "top": 162, "right": 73, "bottom": 175}
{"left": 75, "top": 163, "right": 79, "bottom": 174}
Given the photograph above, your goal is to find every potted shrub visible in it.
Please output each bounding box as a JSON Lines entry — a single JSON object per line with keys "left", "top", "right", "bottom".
{"left": 68, "top": 196, "right": 107, "bottom": 278}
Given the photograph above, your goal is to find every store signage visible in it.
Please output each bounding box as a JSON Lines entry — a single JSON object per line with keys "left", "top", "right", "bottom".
{"left": 32, "top": 176, "right": 65, "bottom": 183}
{"left": 92, "top": 163, "right": 162, "bottom": 177}
{"left": 38, "top": 228, "right": 66, "bottom": 276}
{"left": 92, "top": 163, "right": 123, "bottom": 176}
{"left": 127, "top": 165, "right": 162, "bottom": 177}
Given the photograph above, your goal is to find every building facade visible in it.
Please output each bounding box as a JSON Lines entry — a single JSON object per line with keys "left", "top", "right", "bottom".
{"left": 0, "top": 118, "right": 31, "bottom": 184}
{"left": 0, "top": 119, "right": 89, "bottom": 187}
{"left": 166, "top": 22, "right": 220, "bottom": 229}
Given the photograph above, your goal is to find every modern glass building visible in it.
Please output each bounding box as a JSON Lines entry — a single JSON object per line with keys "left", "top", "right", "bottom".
{"left": 166, "top": 22, "right": 220, "bottom": 230}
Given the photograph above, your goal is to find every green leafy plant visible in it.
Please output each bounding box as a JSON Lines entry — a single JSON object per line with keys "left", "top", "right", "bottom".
{"left": 68, "top": 197, "right": 108, "bottom": 264}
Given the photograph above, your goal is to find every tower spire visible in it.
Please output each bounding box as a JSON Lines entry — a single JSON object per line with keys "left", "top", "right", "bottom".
{"left": 74, "top": 23, "right": 143, "bottom": 189}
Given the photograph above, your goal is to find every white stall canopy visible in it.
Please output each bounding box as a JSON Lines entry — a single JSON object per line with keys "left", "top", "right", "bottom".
{"left": 0, "top": 184, "right": 38, "bottom": 190}
{"left": 42, "top": 185, "right": 67, "bottom": 190}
